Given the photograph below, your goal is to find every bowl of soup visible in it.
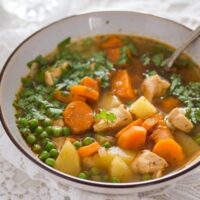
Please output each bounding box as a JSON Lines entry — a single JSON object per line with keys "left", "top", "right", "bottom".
{"left": 0, "top": 11, "right": 200, "bottom": 194}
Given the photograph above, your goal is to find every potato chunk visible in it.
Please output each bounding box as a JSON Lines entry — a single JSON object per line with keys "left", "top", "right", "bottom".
{"left": 130, "top": 96, "right": 157, "bottom": 119}
{"left": 55, "top": 141, "right": 80, "bottom": 176}
{"left": 110, "top": 156, "right": 133, "bottom": 182}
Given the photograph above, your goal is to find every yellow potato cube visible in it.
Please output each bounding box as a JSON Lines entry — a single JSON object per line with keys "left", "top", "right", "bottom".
{"left": 55, "top": 141, "right": 81, "bottom": 176}
{"left": 130, "top": 96, "right": 157, "bottom": 119}
{"left": 110, "top": 156, "right": 133, "bottom": 182}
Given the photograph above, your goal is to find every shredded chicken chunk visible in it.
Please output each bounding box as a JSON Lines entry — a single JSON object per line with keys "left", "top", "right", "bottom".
{"left": 167, "top": 108, "right": 193, "bottom": 133}
{"left": 44, "top": 61, "right": 69, "bottom": 86}
{"left": 131, "top": 150, "right": 168, "bottom": 177}
{"left": 93, "top": 104, "right": 132, "bottom": 132}
{"left": 142, "top": 75, "right": 170, "bottom": 101}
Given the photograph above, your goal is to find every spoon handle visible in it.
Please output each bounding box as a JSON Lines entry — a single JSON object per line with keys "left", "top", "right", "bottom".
{"left": 167, "top": 25, "right": 200, "bottom": 68}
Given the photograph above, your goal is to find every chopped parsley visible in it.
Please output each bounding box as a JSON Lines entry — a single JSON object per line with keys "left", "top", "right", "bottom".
{"left": 144, "top": 70, "right": 157, "bottom": 78}
{"left": 95, "top": 110, "right": 117, "bottom": 123}
{"left": 140, "top": 54, "right": 151, "bottom": 66}
{"left": 117, "top": 41, "right": 137, "bottom": 65}
{"left": 56, "top": 52, "right": 114, "bottom": 90}
{"left": 169, "top": 74, "right": 200, "bottom": 123}
{"left": 140, "top": 53, "right": 167, "bottom": 67}
{"left": 14, "top": 84, "right": 64, "bottom": 120}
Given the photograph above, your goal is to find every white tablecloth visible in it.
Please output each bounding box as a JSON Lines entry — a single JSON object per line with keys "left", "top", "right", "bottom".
{"left": 0, "top": 0, "right": 200, "bottom": 199}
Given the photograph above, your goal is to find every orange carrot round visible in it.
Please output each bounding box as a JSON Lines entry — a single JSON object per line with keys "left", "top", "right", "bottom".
{"left": 153, "top": 138, "right": 185, "bottom": 166}
{"left": 80, "top": 76, "right": 99, "bottom": 92}
{"left": 63, "top": 100, "right": 94, "bottom": 134}
{"left": 158, "top": 97, "right": 181, "bottom": 113}
{"left": 70, "top": 85, "right": 99, "bottom": 101}
{"left": 117, "top": 125, "right": 147, "bottom": 150}
{"left": 54, "top": 90, "right": 85, "bottom": 104}
{"left": 116, "top": 118, "right": 144, "bottom": 138}
{"left": 78, "top": 142, "right": 101, "bottom": 157}
{"left": 105, "top": 48, "right": 121, "bottom": 64}
{"left": 111, "top": 70, "right": 135, "bottom": 100}
{"left": 142, "top": 114, "right": 163, "bottom": 131}
{"left": 100, "top": 36, "right": 123, "bottom": 49}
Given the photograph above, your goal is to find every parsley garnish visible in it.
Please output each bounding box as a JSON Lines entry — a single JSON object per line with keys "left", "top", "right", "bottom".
{"left": 95, "top": 110, "right": 117, "bottom": 123}
{"left": 144, "top": 70, "right": 157, "bottom": 77}
{"left": 14, "top": 84, "right": 64, "bottom": 120}
{"left": 169, "top": 74, "right": 200, "bottom": 123}
{"left": 56, "top": 52, "right": 114, "bottom": 90}
{"left": 140, "top": 54, "right": 151, "bottom": 66}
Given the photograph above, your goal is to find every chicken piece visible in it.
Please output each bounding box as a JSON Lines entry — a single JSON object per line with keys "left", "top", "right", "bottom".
{"left": 93, "top": 104, "right": 132, "bottom": 132}
{"left": 167, "top": 108, "right": 193, "bottom": 133}
{"left": 45, "top": 71, "right": 54, "bottom": 86}
{"left": 29, "top": 63, "right": 38, "bottom": 79}
{"left": 141, "top": 75, "right": 170, "bottom": 101}
{"left": 44, "top": 61, "right": 69, "bottom": 86}
{"left": 131, "top": 150, "right": 168, "bottom": 177}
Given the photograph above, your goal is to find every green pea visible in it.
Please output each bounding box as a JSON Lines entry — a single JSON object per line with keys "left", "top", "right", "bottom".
{"left": 78, "top": 172, "right": 88, "bottom": 179}
{"left": 83, "top": 137, "right": 94, "bottom": 146}
{"left": 49, "top": 148, "right": 58, "bottom": 158}
{"left": 43, "top": 118, "right": 52, "bottom": 127}
{"left": 40, "top": 131, "right": 48, "bottom": 139}
{"left": 39, "top": 150, "right": 50, "bottom": 161}
{"left": 62, "top": 127, "right": 71, "bottom": 136}
{"left": 103, "top": 142, "right": 111, "bottom": 148}
{"left": 195, "top": 137, "right": 200, "bottom": 145}
{"left": 29, "top": 119, "right": 39, "bottom": 129}
{"left": 17, "top": 118, "right": 28, "bottom": 127}
{"left": 46, "top": 126, "right": 53, "bottom": 135}
{"left": 41, "top": 138, "right": 50, "bottom": 146}
{"left": 35, "top": 126, "right": 44, "bottom": 135}
{"left": 45, "top": 158, "right": 55, "bottom": 167}
{"left": 73, "top": 141, "right": 82, "bottom": 149}
{"left": 45, "top": 141, "right": 56, "bottom": 151}
{"left": 26, "top": 134, "right": 37, "bottom": 144}
{"left": 32, "top": 144, "right": 42, "bottom": 153}
{"left": 20, "top": 127, "right": 30, "bottom": 137}
{"left": 111, "top": 177, "right": 120, "bottom": 183}
{"left": 90, "top": 167, "right": 101, "bottom": 175}
{"left": 141, "top": 174, "right": 152, "bottom": 181}
{"left": 52, "top": 126, "right": 62, "bottom": 137}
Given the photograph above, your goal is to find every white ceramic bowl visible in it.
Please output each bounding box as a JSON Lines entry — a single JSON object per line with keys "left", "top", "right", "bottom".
{"left": 0, "top": 11, "right": 200, "bottom": 194}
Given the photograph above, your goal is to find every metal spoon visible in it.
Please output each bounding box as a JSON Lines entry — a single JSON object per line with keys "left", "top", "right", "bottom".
{"left": 166, "top": 25, "right": 200, "bottom": 68}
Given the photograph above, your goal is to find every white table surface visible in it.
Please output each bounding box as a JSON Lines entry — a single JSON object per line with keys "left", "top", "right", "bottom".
{"left": 0, "top": 0, "right": 200, "bottom": 200}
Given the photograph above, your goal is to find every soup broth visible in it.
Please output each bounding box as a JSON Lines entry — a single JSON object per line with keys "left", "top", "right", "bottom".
{"left": 14, "top": 35, "right": 200, "bottom": 183}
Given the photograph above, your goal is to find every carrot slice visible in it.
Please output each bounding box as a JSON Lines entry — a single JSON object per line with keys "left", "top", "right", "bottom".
{"left": 153, "top": 138, "right": 185, "bottom": 166}
{"left": 78, "top": 142, "right": 101, "bottom": 157}
{"left": 80, "top": 76, "right": 99, "bottom": 91}
{"left": 111, "top": 70, "right": 135, "bottom": 100}
{"left": 151, "top": 127, "right": 173, "bottom": 143}
{"left": 70, "top": 85, "right": 99, "bottom": 101}
{"left": 142, "top": 114, "right": 163, "bottom": 131}
{"left": 63, "top": 100, "right": 94, "bottom": 134}
{"left": 116, "top": 118, "right": 144, "bottom": 138}
{"left": 100, "top": 36, "right": 123, "bottom": 49}
{"left": 105, "top": 48, "right": 121, "bottom": 64}
{"left": 117, "top": 125, "right": 147, "bottom": 150}
{"left": 159, "top": 97, "right": 182, "bottom": 113}
{"left": 54, "top": 90, "right": 85, "bottom": 104}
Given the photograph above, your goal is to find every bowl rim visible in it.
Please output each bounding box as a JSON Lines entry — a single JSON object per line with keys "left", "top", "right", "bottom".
{"left": 0, "top": 10, "right": 200, "bottom": 189}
